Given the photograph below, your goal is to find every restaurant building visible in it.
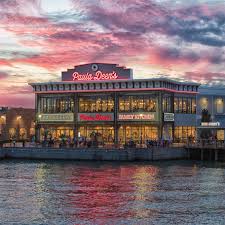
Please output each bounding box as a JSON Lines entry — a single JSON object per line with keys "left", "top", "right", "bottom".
{"left": 29, "top": 63, "right": 199, "bottom": 145}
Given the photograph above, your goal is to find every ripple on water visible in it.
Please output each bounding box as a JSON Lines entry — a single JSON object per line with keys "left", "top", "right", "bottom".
{"left": 0, "top": 160, "right": 225, "bottom": 224}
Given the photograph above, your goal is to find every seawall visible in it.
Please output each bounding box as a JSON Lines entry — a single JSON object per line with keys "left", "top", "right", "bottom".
{"left": 0, "top": 147, "right": 187, "bottom": 161}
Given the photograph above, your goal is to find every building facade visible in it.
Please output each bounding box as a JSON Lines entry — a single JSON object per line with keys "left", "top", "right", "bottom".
{"left": 0, "top": 107, "right": 35, "bottom": 141}
{"left": 30, "top": 63, "right": 199, "bottom": 145}
{"left": 197, "top": 86, "right": 225, "bottom": 141}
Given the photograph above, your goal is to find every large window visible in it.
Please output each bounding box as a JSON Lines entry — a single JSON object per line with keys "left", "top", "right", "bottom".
{"left": 215, "top": 98, "right": 224, "bottom": 114}
{"left": 119, "top": 95, "right": 157, "bottom": 112}
{"left": 79, "top": 126, "right": 114, "bottom": 144}
{"left": 174, "top": 126, "right": 196, "bottom": 143}
{"left": 79, "top": 96, "right": 114, "bottom": 113}
{"left": 39, "top": 96, "right": 74, "bottom": 113}
{"left": 163, "top": 96, "right": 172, "bottom": 113}
{"left": 174, "top": 97, "right": 196, "bottom": 114}
{"left": 118, "top": 125, "right": 158, "bottom": 144}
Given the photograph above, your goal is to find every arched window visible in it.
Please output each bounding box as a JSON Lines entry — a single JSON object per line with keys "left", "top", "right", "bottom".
{"left": 200, "top": 97, "right": 208, "bottom": 110}
{"left": 216, "top": 98, "right": 224, "bottom": 114}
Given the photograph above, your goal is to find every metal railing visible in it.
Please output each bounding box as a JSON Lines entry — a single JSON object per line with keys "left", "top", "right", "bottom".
{"left": 1, "top": 140, "right": 184, "bottom": 149}
{"left": 186, "top": 139, "right": 225, "bottom": 149}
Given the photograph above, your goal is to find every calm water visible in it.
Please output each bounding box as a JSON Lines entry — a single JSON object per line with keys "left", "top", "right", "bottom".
{"left": 1, "top": 160, "right": 225, "bottom": 225}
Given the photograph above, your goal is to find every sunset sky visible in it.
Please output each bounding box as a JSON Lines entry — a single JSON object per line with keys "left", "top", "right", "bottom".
{"left": 0, "top": 0, "right": 225, "bottom": 108}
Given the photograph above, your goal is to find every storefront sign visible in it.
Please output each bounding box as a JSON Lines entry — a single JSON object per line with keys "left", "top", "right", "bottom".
{"left": 62, "top": 63, "right": 133, "bottom": 81}
{"left": 73, "top": 71, "right": 118, "bottom": 81}
{"left": 118, "top": 113, "right": 156, "bottom": 121}
{"left": 164, "top": 113, "right": 174, "bottom": 122}
{"left": 201, "top": 122, "right": 220, "bottom": 127}
{"left": 38, "top": 113, "right": 74, "bottom": 122}
{"left": 78, "top": 113, "right": 114, "bottom": 121}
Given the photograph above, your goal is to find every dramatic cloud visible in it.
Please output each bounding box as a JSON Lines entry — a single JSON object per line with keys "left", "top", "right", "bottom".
{"left": 0, "top": 71, "right": 9, "bottom": 80}
{"left": 0, "top": 0, "right": 225, "bottom": 107}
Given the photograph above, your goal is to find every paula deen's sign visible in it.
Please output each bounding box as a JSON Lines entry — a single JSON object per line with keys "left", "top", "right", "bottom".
{"left": 38, "top": 113, "right": 74, "bottom": 122}
{"left": 62, "top": 63, "right": 133, "bottom": 82}
{"left": 78, "top": 113, "right": 114, "bottom": 121}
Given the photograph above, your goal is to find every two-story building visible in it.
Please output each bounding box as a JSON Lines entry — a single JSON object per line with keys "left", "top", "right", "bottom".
{"left": 29, "top": 63, "right": 199, "bottom": 145}
{"left": 197, "top": 86, "right": 225, "bottom": 141}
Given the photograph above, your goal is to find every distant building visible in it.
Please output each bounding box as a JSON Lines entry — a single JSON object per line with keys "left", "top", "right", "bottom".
{"left": 197, "top": 86, "right": 225, "bottom": 141}
{"left": 0, "top": 107, "right": 35, "bottom": 141}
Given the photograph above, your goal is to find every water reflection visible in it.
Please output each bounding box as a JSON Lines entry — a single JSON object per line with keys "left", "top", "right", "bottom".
{"left": 0, "top": 160, "right": 225, "bottom": 224}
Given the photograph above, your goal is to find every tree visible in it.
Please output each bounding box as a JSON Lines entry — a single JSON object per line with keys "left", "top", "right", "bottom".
{"left": 200, "top": 109, "right": 212, "bottom": 139}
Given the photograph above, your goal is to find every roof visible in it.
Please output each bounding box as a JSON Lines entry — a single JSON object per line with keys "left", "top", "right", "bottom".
{"left": 29, "top": 77, "right": 200, "bottom": 86}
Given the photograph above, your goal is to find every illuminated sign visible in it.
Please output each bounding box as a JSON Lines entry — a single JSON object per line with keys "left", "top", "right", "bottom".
{"left": 62, "top": 63, "right": 133, "bottom": 82}
{"left": 73, "top": 71, "right": 118, "bottom": 81}
{"left": 118, "top": 113, "right": 156, "bottom": 121}
{"left": 164, "top": 113, "right": 174, "bottom": 122}
{"left": 78, "top": 113, "right": 114, "bottom": 121}
{"left": 201, "top": 122, "right": 220, "bottom": 127}
{"left": 38, "top": 113, "right": 74, "bottom": 122}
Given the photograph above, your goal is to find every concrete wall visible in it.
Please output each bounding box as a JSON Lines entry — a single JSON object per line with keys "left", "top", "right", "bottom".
{"left": 0, "top": 147, "right": 187, "bottom": 161}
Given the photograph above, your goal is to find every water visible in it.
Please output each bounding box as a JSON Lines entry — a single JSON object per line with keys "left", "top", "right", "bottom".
{"left": 0, "top": 160, "right": 225, "bottom": 225}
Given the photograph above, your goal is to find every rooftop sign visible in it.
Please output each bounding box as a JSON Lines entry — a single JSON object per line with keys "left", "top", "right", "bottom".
{"left": 62, "top": 63, "right": 133, "bottom": 82}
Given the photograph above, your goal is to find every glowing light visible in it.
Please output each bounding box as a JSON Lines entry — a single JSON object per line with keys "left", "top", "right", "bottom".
{"left": 16, "top": 116, "right": 22, "bottom": 120}
{"left": 72, "top": 71, "right": 118, "bottom": 81}
{"left": 78, "top": 113, "right": 113, "bottom": 121}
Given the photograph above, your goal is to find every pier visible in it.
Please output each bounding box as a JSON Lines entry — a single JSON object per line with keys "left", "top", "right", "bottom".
{"left": 186, "top": 140, "right": 225, "bottom": 161}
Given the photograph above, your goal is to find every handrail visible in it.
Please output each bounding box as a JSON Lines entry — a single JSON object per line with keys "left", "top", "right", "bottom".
{"left": 186, "top": 139, "right": 225, "bottom": 149}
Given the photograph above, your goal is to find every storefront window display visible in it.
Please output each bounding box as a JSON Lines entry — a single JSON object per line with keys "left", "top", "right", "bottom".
{"left": 39, "top": 96, "right": 74, "bottom": 113}
{"left": 40, "top": 127, "right": 74, "bottom": 141}
{"left": 217, "top": 130, "right": 224, "bottom": 140}
{"left": 79, "top": 126, "right": 114, "bottom": 144}
{"left": 119, "top": 95, "right": 157, "bottom": 112}
{"left": 79, "top": 96, "right": 114, "bottom": 113}
{"left": 174, "top": 126, "right": 196, "bottom": 143}
{"left": 174, "top": 97, "right": 196, "bottom": 114}
{"left": 118, "top": 125, "right": 158, "bottom": 144}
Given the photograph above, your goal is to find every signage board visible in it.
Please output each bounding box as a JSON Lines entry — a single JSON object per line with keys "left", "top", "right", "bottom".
{"left": 164, "top": 113, "right": 174, "bottom": 122}
{"left": 78, "top": 113, "right": 114, "bottom": 121}
{"left": 201, "top": 122, "right": 220, "bottom": 127}
{"left": 38, "top": 113, "right": 74, "bottom": 122}
{"left": 118, "top": 113, "right": 157, "bottom": 121}
{"left": 62, "top": 63, "right": 133, "bottom": 82}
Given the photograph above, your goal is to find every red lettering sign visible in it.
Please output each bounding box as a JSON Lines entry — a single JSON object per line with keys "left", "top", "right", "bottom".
{"left": 73, "top": 71, "right": 118, "bottom": 81}
{"left": 79, "top": 113, "right": 113, "bottom": 121}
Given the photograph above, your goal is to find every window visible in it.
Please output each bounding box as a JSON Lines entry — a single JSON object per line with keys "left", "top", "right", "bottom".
{"left": 174, "top": 97, "right": 196, "bottom": 114}
{"left": 200, "top": 97, "right": 208, "bottom": 110}
{"left": 216, "top": 98, "right": 224, "bottom": 114}
{"left": 119, "top": 95, "right": 157, "bottom": 112}
{"left": 79, "top": 96, "right": 114, "bottom": 113}
{"left": 174, "top": 126, "right": 196, "bottom": 143}
{"left": 39, "top": 96, "right": 74, "bottom": 113}
{"left": 163, "top": 96, "right": 172, "bottom": 113}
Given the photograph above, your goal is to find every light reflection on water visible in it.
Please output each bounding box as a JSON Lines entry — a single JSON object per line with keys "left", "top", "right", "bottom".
{"left": 0, "top": 160, "right": 225, "bottom": 224}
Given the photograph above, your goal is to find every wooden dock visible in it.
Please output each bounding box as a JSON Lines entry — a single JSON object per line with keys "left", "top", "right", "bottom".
{"left": 186, "top": 141, "right": 225, "bottom": 161}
